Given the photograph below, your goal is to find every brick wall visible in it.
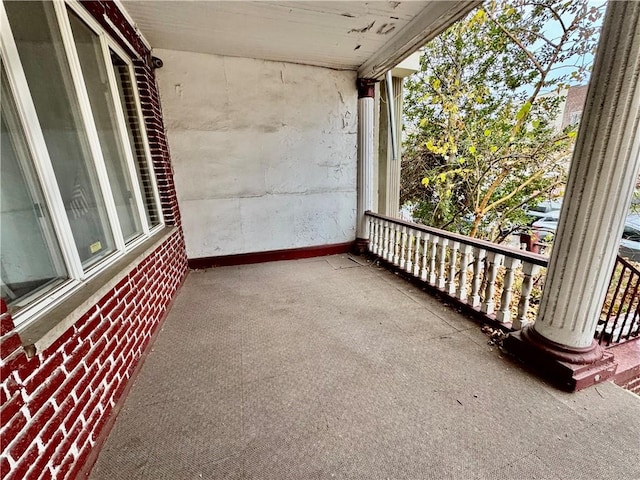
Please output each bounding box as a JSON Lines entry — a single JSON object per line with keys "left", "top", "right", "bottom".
{"left": 619, "top": 376, "right": 640, "bottom": 395}
{"left": 1, "top": 2, "right": 188, "bottom": 479}
{"left": 0, "top": 233, "right": 187, "bottom": 480}
{"left": 561, "top": 84, "right": 588, "bottom": 129}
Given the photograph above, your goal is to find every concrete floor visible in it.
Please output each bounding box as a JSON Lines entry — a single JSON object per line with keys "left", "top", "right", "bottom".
{"left": 90, "top": 255, "right": 640, "bottom": 480}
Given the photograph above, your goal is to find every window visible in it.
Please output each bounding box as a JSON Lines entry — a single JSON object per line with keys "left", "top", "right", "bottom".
{"left": 0, "top": 0, "right": 162, "bottom": 325}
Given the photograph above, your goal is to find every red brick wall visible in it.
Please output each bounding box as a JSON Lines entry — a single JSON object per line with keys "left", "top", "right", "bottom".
{"left": 561, "top": 84, "right": 588, "bottom": 129}
{"left": 1, "top": 2, "right": 188, "bottom": 479}
{"left": 619, "top": 376, "right": 640, "bottom": 395}
{"left": 0, "top": 234, "right": 187, "bottom": 480}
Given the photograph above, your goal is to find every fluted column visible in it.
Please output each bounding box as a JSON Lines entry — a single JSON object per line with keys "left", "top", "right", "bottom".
{"left": 378, "top": 76, "right": 403, "bottom": 217}
{"left": 355, "top": 79, "right": 376, "bottom": 251}
{"left": 515, "top": 2, "right": 640, "bottom": 368}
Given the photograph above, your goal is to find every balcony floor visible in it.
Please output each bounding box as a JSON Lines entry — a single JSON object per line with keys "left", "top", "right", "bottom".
{"left": 90, "top": 255, "right": 640, "bottom": 480}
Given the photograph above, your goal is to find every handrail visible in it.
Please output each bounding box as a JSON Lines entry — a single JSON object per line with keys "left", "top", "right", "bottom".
{"left": 364, "top": 212, "right": 548, "bottom": 330}
{"left": 615, "top": 254, "right": 640, "bottom": 276}
{"left": 596, "top": 254, "right": 640, "bottom": 346}
{"left": 366, "top": 213, "right": 639, "bottom": 348}
{"left": 366, "top": 211, "right": 549, "bottom": 267}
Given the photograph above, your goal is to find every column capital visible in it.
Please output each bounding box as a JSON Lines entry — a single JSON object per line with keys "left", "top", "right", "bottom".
{"left": 357, "top": 78, "right": 376, "bottom": 98}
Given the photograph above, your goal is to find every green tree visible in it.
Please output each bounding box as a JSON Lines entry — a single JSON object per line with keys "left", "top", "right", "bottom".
{"left": 402, "top": 0, "right": 604, "bottom": 241}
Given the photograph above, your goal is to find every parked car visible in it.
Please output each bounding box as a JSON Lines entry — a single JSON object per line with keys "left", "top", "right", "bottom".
{"left": 619, "top": 215, "right": 640, "bottom": 261}
{"left": 525, "top": 199, "right": 563, "bottom": 221}
{"left": 532, "top": 212, "right": 640, "bottom": 261}
{"left": 531, "top": 211, "right": 560, "bottom": 242}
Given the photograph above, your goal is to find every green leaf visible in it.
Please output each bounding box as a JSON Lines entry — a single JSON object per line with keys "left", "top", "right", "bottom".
{"left": 516, "top": 102, "right": 532, "bottom": 121}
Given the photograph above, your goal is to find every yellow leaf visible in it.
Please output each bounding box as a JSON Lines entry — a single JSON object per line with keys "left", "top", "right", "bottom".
{"left": 490, "top": 145, "right": 498, "bottom": 153}
{"left": 421, "top": 177, "right": 430, "bottom": 187}
{"left": 469, "top": 145, "right": 476, "bottom": 154}
{"left": 458, "top": 157, "right": 466, "bottom": 164}
{"left": 432, "top": 78, "right": 441, "bottom": 90}
{"left": 419, "top": 118, "right": 428, "bottom": 127}
{"left": 568, "top": 131, "right": 578, "bottom": 138}
{"left": 484, "top": 129, "right": 491, "bottom": 137}
{"left": 438, "top": 172, "right": 447, "bottom": 182}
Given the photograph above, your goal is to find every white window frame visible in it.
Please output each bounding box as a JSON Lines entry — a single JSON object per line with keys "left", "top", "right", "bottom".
{"left": 0, "top": 0, "right": 164, "bottom": 328}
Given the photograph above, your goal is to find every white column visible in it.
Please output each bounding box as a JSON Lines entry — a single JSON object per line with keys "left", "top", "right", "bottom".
{"left": 532, "top": 2, "right": 640, "bottom": 353}
{"left": 356, "top": 79, "right": 376, "bottom": 245}
{"left": 378, "top": 77, "right": 403, "bottom": 217}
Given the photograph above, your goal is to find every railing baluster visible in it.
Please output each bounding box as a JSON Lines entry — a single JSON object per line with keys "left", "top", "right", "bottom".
{"left": 400, "top": 226, "right": 408, "bottom": 269}
{"left": 371, "top": 217, "right": 379, "bottom": 254}
{"left": 513, "top": 262, "right": 541, "bottom": 330}
{"left": 391, "top": 225, "right": 400, "bottom": 264}
{"left": 421, "top": 233, "right": 429, "bottom": 281}
{"left": 496, "top": 257, "right": 522, "bottom": 324}
{"left": 470, "top": 248, "right": 486, "bottom": 308}
{"left": 387, "top": 222, "right": 395, "bottom": 263}
{"left": 382, "top": 220, "right": 390, "bottom": 260}
{"left": 368, "top": 216, "right": 375, "bottom": 252}
{"left": 481, "top": 252, "right": 504, "bottom": 315}
{"left": 406, "top": 228, "right": 414, "bottom": 273}
{"left": 413, "top": 231, "right": 422, "bottom": 277}
{"left": 446, "top": 241, "right": 460, "bottom": 295}
{"left": 457, "top": 244, "right": 473, "bottom": 302}
{"left": 428, "top": 236, "right": 439, "bottom": 285}
{"left": 436, "top": 238, "right": 449, "bottom": 289}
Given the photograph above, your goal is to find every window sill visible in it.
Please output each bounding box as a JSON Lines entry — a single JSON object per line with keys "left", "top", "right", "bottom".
{"left": 17, "top": 226, "right": 178, "bottom": 357}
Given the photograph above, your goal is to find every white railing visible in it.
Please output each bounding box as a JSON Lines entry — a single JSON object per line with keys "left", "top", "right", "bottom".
{"left": 366, "top": 212, "right": 549, "bottom": 329}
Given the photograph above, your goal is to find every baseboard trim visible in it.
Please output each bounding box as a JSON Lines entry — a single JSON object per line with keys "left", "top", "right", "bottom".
{"left": 188, "top": 242, "right": 355, "bottom": 269}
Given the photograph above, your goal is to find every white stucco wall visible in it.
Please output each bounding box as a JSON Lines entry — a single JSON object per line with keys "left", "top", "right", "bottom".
{"left": 155, "top": 49, "right": 358, "bottom": 258}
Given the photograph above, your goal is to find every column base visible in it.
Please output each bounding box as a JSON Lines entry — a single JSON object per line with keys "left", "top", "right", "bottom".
{"left": 353, "top": 238, "right": 370, "bottom": 255}
{"left": 504, "top": 327, "right": 618, "bottom": 392}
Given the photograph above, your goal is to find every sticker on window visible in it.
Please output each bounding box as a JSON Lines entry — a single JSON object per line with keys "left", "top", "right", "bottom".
{"left": 90, "top": 241, "right": 102, "bottom": 254}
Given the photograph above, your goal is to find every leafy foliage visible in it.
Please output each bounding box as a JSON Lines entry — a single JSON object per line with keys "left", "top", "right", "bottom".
{"left": 402, "top": 0, "right": 604, "bottom": 241}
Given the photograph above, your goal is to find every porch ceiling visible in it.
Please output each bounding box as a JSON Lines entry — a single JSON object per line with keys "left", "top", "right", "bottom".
{"left": 120, "top": 1, "right": 478, "bottom": 79}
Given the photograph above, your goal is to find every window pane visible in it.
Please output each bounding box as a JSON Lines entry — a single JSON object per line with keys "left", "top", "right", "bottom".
{"left": 5, "top": 0, "right": 115, "bottom": 268}
{"left": 1, "top": 60, "right": 68, "bottom": 308}
{"left": 68, "top": 10, "right": 143, "bottom": 243}
{"left": 111, "top": 53, "right": 161, "bottom": 227}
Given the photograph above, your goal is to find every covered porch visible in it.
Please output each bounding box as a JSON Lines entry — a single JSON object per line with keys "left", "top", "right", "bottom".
{"left": 90, "top": 255, "right": 640, "bottom": 479}
{"left": 124, "top": 0, "right": 640, "bottom": 391}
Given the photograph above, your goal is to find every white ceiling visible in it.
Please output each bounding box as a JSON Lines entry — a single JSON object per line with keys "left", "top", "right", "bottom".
{"left": 122, "top": 1, "right": 478, "bottom": 78}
